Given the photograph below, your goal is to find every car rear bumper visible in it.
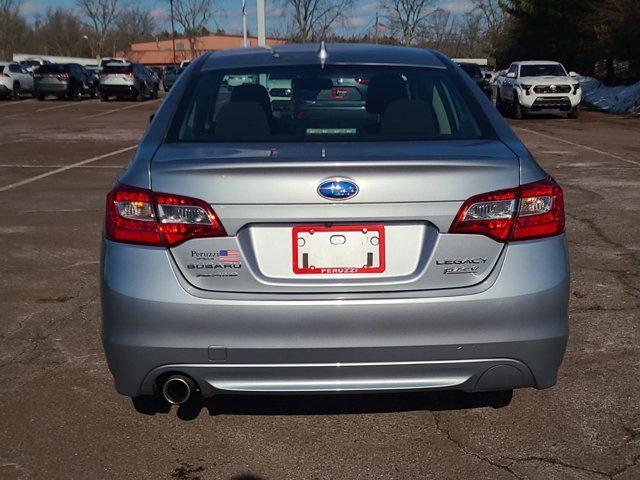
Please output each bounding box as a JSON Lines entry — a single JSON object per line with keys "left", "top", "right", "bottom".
{"left": 35, "top": 82, "right": 69, "bottom": 94}
{"left": 100, "top": 84, "right": 137, "bottom": 95}
{"left": 102, "top": 234, "right": 569, "bottom": 397}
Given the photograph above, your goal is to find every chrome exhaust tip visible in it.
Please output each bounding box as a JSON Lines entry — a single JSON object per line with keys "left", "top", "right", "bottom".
{"left": 161, "top": 375, "right": 196, "bottom": 405}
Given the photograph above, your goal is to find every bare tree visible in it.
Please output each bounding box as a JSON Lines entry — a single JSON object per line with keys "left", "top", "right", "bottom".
{"left": 452, "top": 11, "right": 485, "bottom": 57}
{"left": 0, "top": 0, "right": 31, "bottom": 60}
{"left": 472, "top": 0, "right": 506, "bottom": 58}
{"left": 421, "top": 9, "right": 454, "bottom": 51}
{"left": 110, "top": 7, "right": 157, "bottom": 54}
{"left": 172, "top": 0, "right": 216, "bottom": 59}
{"left": 382, "top": 0, "right": 437, "bottom": 46}
{"left": 283, "top": 0, "right": 354, "bottom": 42}
{"left": 35, "top": 9, "right": 91, "bottom": 57}
{"left": 75, "top": 0, "right": 123, "bottom": 57}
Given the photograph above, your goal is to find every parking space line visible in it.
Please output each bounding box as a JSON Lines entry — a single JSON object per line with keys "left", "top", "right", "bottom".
{"left": 36, "top": 101, "right": 95, "bottom": 113}
{"left": 515, "top": 126, "right": 640, "bottom": 167}
{"left": 82, "top": 99, "right": 162, "bottom": 119}
{"left": 0, "top": 99, "right": 36, "bottom": 108}
{"left": 0, "top": 164, "right": 125, "bottom": 168}
{"left": 0, "top": 145, "right": 137, "bottom": 193}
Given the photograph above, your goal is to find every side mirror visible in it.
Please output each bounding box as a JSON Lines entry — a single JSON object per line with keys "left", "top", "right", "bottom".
{"left": 569, "top": 71, "right": 578, "bottom": 78}
{"left": 506, "top": 72, "right": 516, "bottom": 79}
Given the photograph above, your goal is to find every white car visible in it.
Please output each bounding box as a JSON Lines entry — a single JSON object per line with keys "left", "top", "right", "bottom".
{"left": 0, "top": 62, "right": 35, "bottom": 100}
{"left": 495, "top": 61, "right": 581, "bottom": 119}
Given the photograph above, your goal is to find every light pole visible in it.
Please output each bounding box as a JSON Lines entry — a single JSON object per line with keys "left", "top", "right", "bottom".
{"left": 257, "top": 0, "right": 266, "bottom": 46}
{"left": 170, "top": 0, "right": 177, "bottom": 65}
{"left": 242, "top": 0, "right": 248, "bottom": 47}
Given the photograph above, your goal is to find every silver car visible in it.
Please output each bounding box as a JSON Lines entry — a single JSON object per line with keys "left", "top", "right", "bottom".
{"left": 102, "top": 44, "right": 568, "bottom": 406}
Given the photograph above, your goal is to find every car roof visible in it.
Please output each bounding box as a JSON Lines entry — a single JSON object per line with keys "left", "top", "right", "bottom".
{"left": 201, "top": 43, "right": 447, "bottom": 71}
{"left": 514, "top": 60, "right": 563, "bottom": 65}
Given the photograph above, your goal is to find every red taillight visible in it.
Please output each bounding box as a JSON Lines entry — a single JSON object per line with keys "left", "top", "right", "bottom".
{"left": 356, "top": 77, "right": 369, "bottom": 85}
{"left": 512, "top": 177, "right": 565, "bottom": 240}
{"left": 449, "top": 177, "right": 564, "bottom": 242}
{"left": 105, "top": 183, "right": 227, "bottom": 247}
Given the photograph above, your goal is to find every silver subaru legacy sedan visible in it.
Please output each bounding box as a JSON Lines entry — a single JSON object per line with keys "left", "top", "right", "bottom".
{"left": 101, "top": 44, "right": 568, "bottom": 406}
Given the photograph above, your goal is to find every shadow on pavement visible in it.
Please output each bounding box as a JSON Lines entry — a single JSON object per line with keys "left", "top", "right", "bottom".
{"left": 133, "top": 389, "right": 513, "bottom": 421}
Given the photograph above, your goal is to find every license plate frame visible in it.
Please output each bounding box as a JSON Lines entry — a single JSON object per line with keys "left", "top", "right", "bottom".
{"left": 292, "top": 224, "right": 386, "bottom": 275}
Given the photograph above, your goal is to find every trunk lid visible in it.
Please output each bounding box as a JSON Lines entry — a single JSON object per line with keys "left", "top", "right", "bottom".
{"left": 151, "top": 140, "right": 519, "bottom": 293}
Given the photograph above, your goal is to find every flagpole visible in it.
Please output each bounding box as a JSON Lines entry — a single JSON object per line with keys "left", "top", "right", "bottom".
{"left": 374, "top": 12, "right": 378, "bottom": 44}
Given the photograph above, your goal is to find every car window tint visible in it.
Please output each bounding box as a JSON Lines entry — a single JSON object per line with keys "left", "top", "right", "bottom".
{"left": 37, "top": 64, "right": 67, "bottom": 74}
{"left": 520, "top": 64, "right": 567, "bottom": 77}
{"left": 458, "top": 63, "right": 482, "bottom": 79}
{"left": 104, "top": 65, "right": 133, "bottom": 74}
{"left": 170, "top": 65, "right": 490, "bottom": 143}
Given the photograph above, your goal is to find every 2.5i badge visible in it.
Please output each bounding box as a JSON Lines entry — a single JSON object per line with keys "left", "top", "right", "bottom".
{"left": 435, "top": 257, "right": 488, "bottom": 275}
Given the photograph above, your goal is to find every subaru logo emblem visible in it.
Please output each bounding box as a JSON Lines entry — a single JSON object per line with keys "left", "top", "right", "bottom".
{"left": 317, "top": 178, "right": 359, "bottom": 200}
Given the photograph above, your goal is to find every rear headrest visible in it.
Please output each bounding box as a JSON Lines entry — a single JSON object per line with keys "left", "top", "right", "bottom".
{"left": 381, "top": 100, "right": 436, "bottom": 137}
{"left": 365, "top": 74, "right": 409, "bottom": 114}
{"left": 230, "top": 83, "right": 272, "bottom": 118}
{"left": 215, "top": 102, "right": 270, "bottom": 140}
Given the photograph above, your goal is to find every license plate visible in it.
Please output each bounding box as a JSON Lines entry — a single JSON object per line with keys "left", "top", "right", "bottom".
{"left": 292, "top": 224, "right": 385, "bottom": 274}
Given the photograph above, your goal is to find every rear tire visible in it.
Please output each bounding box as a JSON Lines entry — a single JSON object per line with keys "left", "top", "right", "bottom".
{"left": 10, "top": 83, "right": 20, "bottom": 101}
{"left": 36, "top": 94, "right": 46, "bottom": 101}
{"left": 496, "top": 91, "right": 506, "bottom": 114}
{"left": 513, "top": 98, "right": 526, "bottom": 120}
{"left": 136, "top": 86, "right": 145, "bottom": 102}
{"left": 101, "top": 93, "right": 109, "bottom": 102}
{"left": 151, "top": 85, "right": 159, "bottom": 99}
{"left": 67, "top": 86, "right": 81, "bottom": 101}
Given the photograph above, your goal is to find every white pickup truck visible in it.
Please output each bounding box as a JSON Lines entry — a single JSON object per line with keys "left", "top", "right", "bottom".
{"left": 494, "top": 60, "right": 581, "bottom": 119}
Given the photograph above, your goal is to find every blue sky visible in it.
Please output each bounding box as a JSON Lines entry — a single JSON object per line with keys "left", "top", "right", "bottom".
{"left": 22, "top": 0, "right": 474, "bottom": 37}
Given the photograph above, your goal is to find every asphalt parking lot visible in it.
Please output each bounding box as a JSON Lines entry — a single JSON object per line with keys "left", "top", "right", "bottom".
{"left": 0, "top": 96, "right": 639, "bottom": 480}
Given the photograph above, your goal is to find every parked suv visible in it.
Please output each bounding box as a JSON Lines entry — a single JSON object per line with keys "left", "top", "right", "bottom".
{"left": 496, "top": 60, "right": 581, "bottom": 118}
{"left": 162, "top": 66, "right": 184, "bottom": 91}
{"left": 0, "top": 62, "right": 35, "bottom": 100}
{"left": 99, "top": 62, "right": 157, "bottom": 101}
{"left": 34, "top": 63, "right": 92, "bottom": 100}
{"left": 457, "top": 62, "right": 492, "bottom": 98}
{"left": 102, "top": 44, "right": 568, "bottom": 407}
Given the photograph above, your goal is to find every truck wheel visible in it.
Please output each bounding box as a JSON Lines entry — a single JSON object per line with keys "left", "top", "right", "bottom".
{"left": 567, "top": 107, "right": 580, "bottom": 119}
{"left": 513, "top": 99, "right": 526, "bottom": 120}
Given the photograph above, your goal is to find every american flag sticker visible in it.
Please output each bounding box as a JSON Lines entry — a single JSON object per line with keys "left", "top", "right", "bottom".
{"left": 218, "top": 249, "right": 240, "bottom": 263}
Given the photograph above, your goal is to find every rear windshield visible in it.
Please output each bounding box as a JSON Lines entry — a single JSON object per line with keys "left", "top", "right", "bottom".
{"left": 458, "top": 63, "right": 482, "bottom": 79}
{"left": 37, "top": 64, "right": 68, "bottom": 74}
{"left": 103, "top": 65, "right": 133, "bottom": 74}
{"left": 520, "top": 64, "right": 567, "bottom": 77}
{"left": 168, "top": 65, "right": 491, "bottom": 143}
